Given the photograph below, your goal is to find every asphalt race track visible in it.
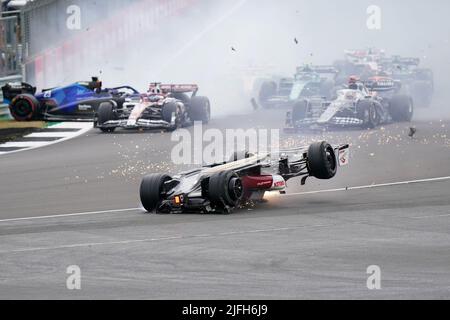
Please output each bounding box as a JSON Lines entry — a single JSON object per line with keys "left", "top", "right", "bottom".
{"left": 0, "top": 106, "right": 449, "bottom": 299}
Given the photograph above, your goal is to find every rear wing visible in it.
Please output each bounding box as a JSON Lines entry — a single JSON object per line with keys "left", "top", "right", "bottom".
{"left": 364, "top": 77, "right": 397, "bottom": 92}
{"left": 148, "top": 83, "right": 199, "bottom": 94}
{"left": 1, "top": 82, "right": 37, "bottom": 104}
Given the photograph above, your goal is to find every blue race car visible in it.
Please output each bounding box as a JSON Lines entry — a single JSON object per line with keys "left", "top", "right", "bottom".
{"left": 1, "top": 77, "right": 139, "bottom": 121}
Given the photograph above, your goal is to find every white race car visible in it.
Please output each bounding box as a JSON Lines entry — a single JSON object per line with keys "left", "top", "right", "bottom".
{"left": 95, "top": 83, "right": 211, "bottom": 132}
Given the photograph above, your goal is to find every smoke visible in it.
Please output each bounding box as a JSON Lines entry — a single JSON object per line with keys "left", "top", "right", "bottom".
{"left": 40, "top": 0, "right": 450, "bottom": 119}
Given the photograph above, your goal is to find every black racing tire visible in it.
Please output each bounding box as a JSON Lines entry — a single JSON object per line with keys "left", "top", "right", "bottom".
{"left": 258, "top": 81, "right": 277, "bottom": 108}
{"left": 97, "top": 102, "right": 116, "bottom": 132}
{"left": 357, "top": 99, "right": 378, "bottom": 129}
{"left": 140, "top": 173, "right": 172, "bottom": 212}
{"left": 208, "top": 170, "right": 243, "bottom": 209}
{"left": 389, "top": 95, "right": 413, "bottom": 122}
{"left": 291, "top": 100, "right": 308, "bottom": 123}
{"left": 189, "top": 96, "right": 211, "bottom": 123}
{"left": 9, "top": 94, "right": 40, "bottom": 121}
{"left": 162, "top": 101, "right": 180, "bottom": 130}
{"left": 307, "top": 141, "right": 337, "bottom": 180}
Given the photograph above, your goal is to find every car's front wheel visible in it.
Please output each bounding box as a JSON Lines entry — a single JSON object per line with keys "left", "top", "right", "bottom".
{"left": 357, "top": 100, "right": 378, "bottom": 129}
{"left": 162, "top": 102, "right": 181, "bottom": 131}
{"left": 97, "top": 102, "right": 116, "bottom": 132}
{"left": 307, "top": 141, "right": 337, "bottom": 179}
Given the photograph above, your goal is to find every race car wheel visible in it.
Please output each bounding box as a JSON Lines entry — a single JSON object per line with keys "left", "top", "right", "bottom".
{"left": 97, "top": 102, "right": 116, "bottom": 133}
{"left": 162, "top": 102, "right": 180, "bottom": 130}
{"left": 140, "top": 173, "right": 172, "bottom": 212}
{"left": 307, "top": 141, "right": 337, "bottom": 180}
{"left": 389, "top": 95, "right": 413, "bottom": 122}
{"left": 9, "top": 94, "right": 39, "bottom": 121}
{"left": 291, "top": 100, "right": 308, "bottom": 123}
{"left": 357, "top": 100, "right": 378, "bottom": 129}
{"left": 189, "top": 96, "right": 211, "bottom": 123}
{"left": 209, "top": 170, "right": 243, "bottom": 209}
{"left": 258, "top": 81, "right": 277, "bottom": 108}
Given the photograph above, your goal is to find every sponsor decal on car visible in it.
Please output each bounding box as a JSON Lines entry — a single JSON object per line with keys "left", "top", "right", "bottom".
{"left": 78, "top": 104, "right": 92, "bottom": 111}
{"left": 339, "top": 148, "right": 350, "bottom": 166}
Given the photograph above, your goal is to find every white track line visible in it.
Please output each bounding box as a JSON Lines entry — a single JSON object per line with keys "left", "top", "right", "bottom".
{"left": 410, "top": 213, "right": 450, "bottom": 219}
{"left": 281, "top": 176, "right": 450, "bottom": 197}
{"left": 0, "top": 122, "right": 92, "bottom": 155}
{"left": 1, "top": 141, "right": 50, "bottom": 148}
{"left": 0, "top": 175, "right": 449, "bottom": 224}
{"left": 0, "top": 223, "right": 333, "bottom": 254}
{"left": 0, "top": 207, "right": 141, "bottom": 223}
{"left": 26, "top": 132, "right": 75, "bottom": 138}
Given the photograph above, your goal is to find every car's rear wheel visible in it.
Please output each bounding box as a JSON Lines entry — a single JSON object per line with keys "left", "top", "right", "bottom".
{"left": 208, "top": 170, "right": 243, "bottom": 211}
{"left": 97, "top": 102, "right": 116, "bottom": 132}
{"left": 140, "top": 173, "right": 172, "bottom": 212}
{"left": 307, "top": 141, "right": 337, "bottom": 179}
{"left": 9, "top": 94, "right": 39, "bottom": 121}
{"left": 189, "top": 96, "right": 211, "bottom": 123}
{"left": 389, "top": 95, "right": 413, "bottom": 122}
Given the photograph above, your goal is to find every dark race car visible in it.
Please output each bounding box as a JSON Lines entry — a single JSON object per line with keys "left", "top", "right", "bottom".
{"left": 380, "top": 56, "right": 434, "bottom": 108}
{"left": 139, "top": 141, "right": 350, "bottom": 213}
{"left": 94, "top": 83, "right": 211, "bottom": 132}
{"left": 1, "top": 77, "right": 139, "bottom": 121}
{"left": 257, "top": 65, "right": 338, "bottom": 109}
{"left": 333, "top": 48, "right": 384, "bottom": 85}
{"left": 285, "top": 76, "right": 413, "bottom": 131}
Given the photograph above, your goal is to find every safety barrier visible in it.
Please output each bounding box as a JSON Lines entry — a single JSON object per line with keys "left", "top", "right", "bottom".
{"left": 21, "top": 0, "right": 200, "bottom": 89}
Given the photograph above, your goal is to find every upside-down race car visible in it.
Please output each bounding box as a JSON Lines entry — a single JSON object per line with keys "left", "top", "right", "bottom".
{"left": 285, "top": 76, "right": 413, "bottom": 131}
{"left": 1, "top": 77, "right": 139, "bottom": 121}
{"left": 139, "top": 141, "right": 350, "bottom": 213}
{"left": 94, "top": 83, "right": 210, "bottom": 132}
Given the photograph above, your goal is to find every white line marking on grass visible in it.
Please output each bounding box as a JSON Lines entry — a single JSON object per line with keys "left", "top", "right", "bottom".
{"left": 0, "top": 122, "right": 92, "bottom": 155}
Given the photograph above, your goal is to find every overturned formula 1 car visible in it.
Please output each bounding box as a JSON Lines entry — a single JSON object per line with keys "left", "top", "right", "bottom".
{"left": 94, "top": 83, "right": 210, "bottom": 132}
{"left": 139, "top": 141, "right": 350, "bottom": 213}
{"left": 285, "top": 76, "right": 413, "bottom": 131}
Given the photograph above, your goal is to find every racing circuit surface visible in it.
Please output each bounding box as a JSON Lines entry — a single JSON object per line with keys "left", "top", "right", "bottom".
{"left": 0, "top": 104, "right": 449, "bottom": 299}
